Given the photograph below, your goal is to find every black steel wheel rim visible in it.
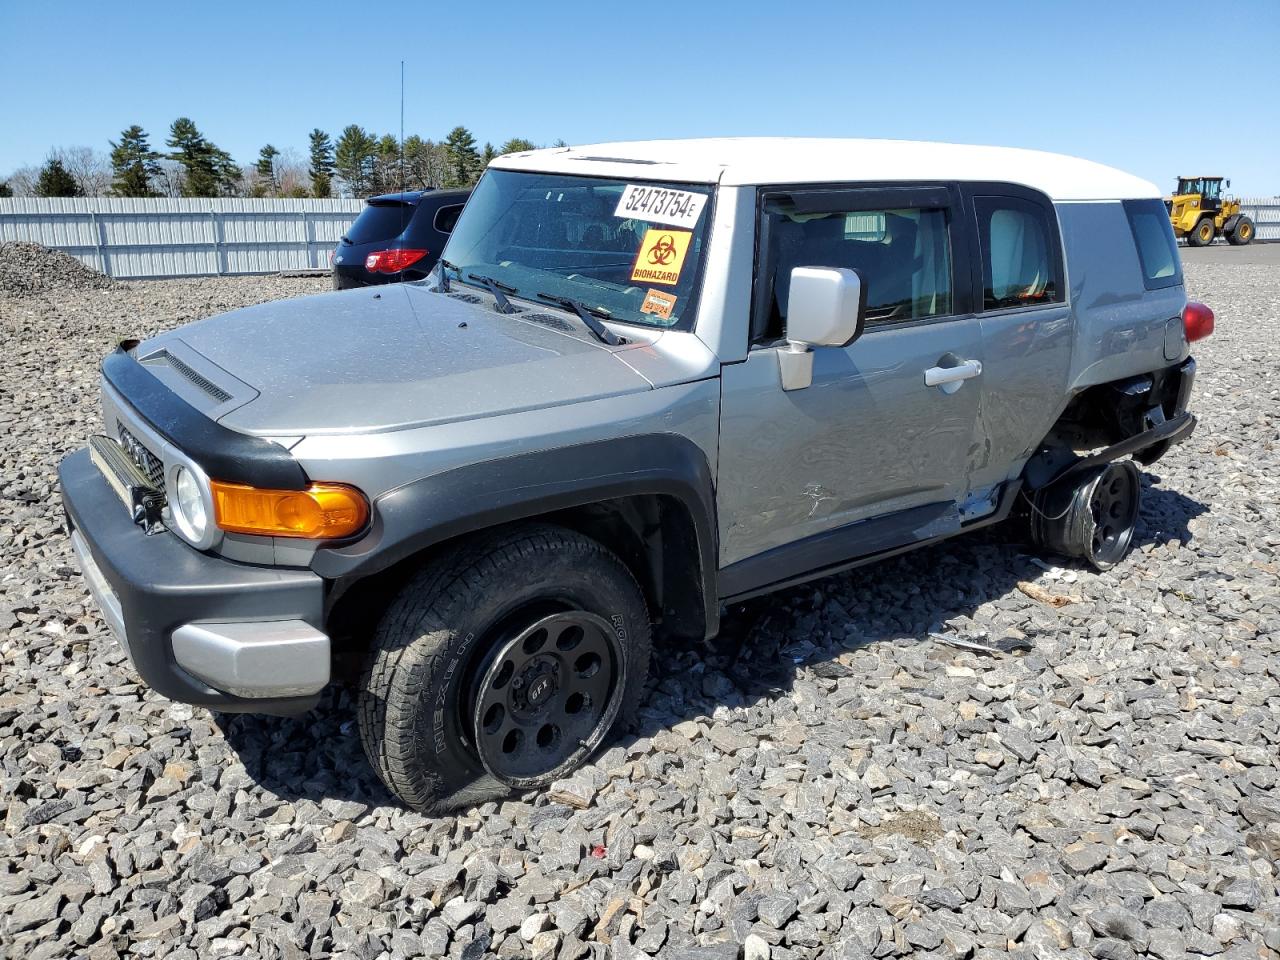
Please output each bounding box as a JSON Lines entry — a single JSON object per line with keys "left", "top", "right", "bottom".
{"left": 471, "top": 611, "right": 623, "bottom": 785}
{"left": 1088, "top": 465, "right": 1137, "bottom": 565}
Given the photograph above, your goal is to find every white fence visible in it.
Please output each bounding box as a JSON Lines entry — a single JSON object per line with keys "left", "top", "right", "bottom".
{"left": 1239, "top": 197, "right": 1280, "bottom": 241}
{"left": 0, "top": 198, "right": 365, "bottom": 279}
{"left": 1, "top": 193, "right": 1275, "bottom": 281}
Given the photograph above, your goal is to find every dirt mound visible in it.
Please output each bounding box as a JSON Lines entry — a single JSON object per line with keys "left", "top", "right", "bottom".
{"left": 0, "top": 241, "right": 116, "bottom": 296}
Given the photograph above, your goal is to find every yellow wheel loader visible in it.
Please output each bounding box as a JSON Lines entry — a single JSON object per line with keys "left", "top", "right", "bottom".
{"left": 1167, "top": 177, "right": 1255, "bottom": 246}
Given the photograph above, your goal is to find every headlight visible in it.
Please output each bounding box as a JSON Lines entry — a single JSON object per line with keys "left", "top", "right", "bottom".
{"left": 171, "top": 466, "right": 209, "bottom": 543}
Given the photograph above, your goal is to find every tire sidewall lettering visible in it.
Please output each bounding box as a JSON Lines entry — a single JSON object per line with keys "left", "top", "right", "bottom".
{"left": 433, "top": 630, "right": 476, "bottom": 755}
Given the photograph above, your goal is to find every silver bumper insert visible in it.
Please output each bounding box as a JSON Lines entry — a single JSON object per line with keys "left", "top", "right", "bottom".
{"left": 71, "top": 529, "right": 129, "bottom": 655}
{"left": 171, "top": 620, "right": 330, "bottom": 698}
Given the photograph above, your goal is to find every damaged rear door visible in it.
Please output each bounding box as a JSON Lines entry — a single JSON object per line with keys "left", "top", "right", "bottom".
{"left": 717, "top": 183, "right": 988, "bottom": 581}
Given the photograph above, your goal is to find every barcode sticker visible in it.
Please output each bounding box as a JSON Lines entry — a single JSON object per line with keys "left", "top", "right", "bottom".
{"left": 614, "top": 185, "right": 707, "bottom": 228}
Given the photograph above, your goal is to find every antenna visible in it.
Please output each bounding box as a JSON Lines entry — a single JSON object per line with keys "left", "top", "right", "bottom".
{"left": 399, "top": 60, "right": 405, "bottom": 195}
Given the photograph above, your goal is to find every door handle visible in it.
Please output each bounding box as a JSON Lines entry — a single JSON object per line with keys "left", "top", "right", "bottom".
{"left": 924, "top": 359, "right": 982, "bottom": 388}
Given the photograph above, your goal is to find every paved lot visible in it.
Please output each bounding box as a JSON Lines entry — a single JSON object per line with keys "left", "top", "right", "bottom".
{"left": 1180, "top": 243, "right": 1280, "bottom": 266}
{"left": 1, "top": 262, "right": 1277, "bottom": 959}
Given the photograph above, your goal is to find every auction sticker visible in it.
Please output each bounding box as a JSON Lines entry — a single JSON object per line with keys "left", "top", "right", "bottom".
{"left": 614, "top": 185, "right": 707, "bottom": 228}
{"left": 631, "top": 229, "right": 692, "bottom": 286}
{"left": 640, "top": 288, "right": 678, "bottom": 320}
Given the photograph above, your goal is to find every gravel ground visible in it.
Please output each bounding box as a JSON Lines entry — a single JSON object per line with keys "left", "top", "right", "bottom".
{"left": 1, "top": 264, "right": 1278, "bottom": 960}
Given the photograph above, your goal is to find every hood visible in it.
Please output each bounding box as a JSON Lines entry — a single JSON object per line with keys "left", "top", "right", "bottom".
{"left": 143, "top": 285, "right": 656, "bottom": 436}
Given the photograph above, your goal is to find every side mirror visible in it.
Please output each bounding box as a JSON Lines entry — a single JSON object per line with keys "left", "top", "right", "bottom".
{"left": 778, "top": 266, "right": 866, "bottom": 390}
{"left": 1225, "top": 179, "right": 1231, "bottom": 189}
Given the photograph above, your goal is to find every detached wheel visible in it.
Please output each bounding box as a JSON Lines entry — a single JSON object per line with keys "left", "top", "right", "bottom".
{"left": 358, "top": 524, "right": 651, "bottom": 812}
{"left": 1030, "top": 460, "right": 1141, "bottom": 571}
{"left": 1228, "top": 216, "right": 1255, "bottom": 245}
{"left": 1187, "top": 217, "right": 1217, "bottom": 247}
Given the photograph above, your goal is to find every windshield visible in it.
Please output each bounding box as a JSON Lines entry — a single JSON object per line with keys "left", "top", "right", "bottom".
{"left": 1176, "top": 178, "right": 1222, "bottom": 199}
{"left": 439, "top": 170, "right": 714, "bottom": 329}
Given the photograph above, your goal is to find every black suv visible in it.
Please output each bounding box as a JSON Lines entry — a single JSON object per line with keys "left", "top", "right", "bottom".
{"left": 332, "top": 188, "right": 471, "bottom": 289}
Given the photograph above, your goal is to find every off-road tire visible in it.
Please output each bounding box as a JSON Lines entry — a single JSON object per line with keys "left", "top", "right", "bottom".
{"left": 1187, "top": 217, "right": 1217, "bottom": 247}
{"left": 357, "top": 524, "right": 651, "bottom": 813}
{"left": 1228, "top": 216, "right": 1255, "bottom": 245}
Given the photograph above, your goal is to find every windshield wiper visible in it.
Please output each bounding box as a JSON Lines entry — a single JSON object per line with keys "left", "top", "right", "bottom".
{"left": 535, "top": 292, "right": 624, "bottom": 346}
{"left": 467, "top": 273, "right": 518, "bottom": 314}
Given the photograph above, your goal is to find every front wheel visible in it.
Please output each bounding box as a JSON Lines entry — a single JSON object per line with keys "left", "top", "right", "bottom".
{"left": 358, "top": 524, "right": 651, "bottom": 812}
{"left": 1187, "top": 217, "right": 1217, "bottom": 247}
{"left": 1228, "top": 216, "right": 1255, "bottom": 245}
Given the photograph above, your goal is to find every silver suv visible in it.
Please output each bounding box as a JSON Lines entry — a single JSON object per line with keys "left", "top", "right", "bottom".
{"left": 60, "top": 138, "right": 1208, "bottom": 812}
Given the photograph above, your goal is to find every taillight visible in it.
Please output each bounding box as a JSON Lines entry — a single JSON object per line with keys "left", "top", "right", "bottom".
{"left": 1183, "top": 301, "right": 1214, "bottom": 342}
{"left": 365, "top": 248, "right": 428, "bottom": 274}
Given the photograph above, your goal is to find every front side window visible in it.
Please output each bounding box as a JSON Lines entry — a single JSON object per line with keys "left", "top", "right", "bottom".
{"left": 440, "top": 170, "right": 713, "bottom": 329}
{"left": 1124, "top": 198, "right": 1182, "bottom": 289}
{"left": 756, "top": 200, "right": 953, "bottom": 340}
{"left": 974, "top": 196, "right": 1063, "bottom": 310}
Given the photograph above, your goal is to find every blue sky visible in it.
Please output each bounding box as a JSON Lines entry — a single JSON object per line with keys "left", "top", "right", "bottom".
{"left": 3, "top": 0, "right": 1278, "bottom": 194}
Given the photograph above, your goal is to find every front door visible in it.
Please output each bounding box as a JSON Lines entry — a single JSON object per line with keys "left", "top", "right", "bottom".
{"left": 717, "top": 184, "right": 986, "bottom": 587}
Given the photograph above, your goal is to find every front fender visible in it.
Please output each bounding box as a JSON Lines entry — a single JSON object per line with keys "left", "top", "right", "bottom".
{"left": 311, "top": 433, "right": 720, "bottom": 634}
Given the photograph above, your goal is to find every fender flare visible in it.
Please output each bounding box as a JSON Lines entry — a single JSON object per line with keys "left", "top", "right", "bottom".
{"left": 312, "top": 434, "right": 720, "bottom": 635}
{"left": 1222, "top": 214, "right": 1241, "bottom": 234}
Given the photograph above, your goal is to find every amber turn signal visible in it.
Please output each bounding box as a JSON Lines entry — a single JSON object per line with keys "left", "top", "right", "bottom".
{"left": 210, "top": 480, "right": 369, "bottom": 539}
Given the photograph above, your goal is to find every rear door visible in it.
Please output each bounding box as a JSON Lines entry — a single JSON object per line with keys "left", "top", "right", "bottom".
{"left": 961, "top": 184, "right": 1072, "bottom": 492}
{"left": 717, "top": 184, "right": 989, "bottom": 580}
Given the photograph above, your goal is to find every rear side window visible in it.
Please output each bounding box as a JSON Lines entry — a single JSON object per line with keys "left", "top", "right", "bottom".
{"left": 433, "top": 203, "right": 464, "bottom": 233}
{"left": 760, "top": 201, "right": 953, "bottom": 335}
{"left": 1124, "top": 199, "right": 1182, "bottom": 289}
{"left": 344, "top": 202, "right": 414, "bottom": 244}
{"left": 974, "top": 196, "right": 1063, "bottom": 310}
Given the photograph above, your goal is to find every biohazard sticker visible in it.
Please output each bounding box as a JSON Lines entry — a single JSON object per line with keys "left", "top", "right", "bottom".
{"left": 630, "top": 229, "right": 691, "bottom": 286}
{"left": 640, "top": 288, "right": 678, "bottom": 320}
{"left": 614, "top": 185, "right": 707, "bottom": 228}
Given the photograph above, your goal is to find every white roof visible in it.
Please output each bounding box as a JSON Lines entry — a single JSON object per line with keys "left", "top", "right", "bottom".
{"left": 490, "top": 137, "right": 1159, "bottom": 202}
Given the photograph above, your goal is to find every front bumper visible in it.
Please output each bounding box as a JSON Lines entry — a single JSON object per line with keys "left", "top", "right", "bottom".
{"left": 60, "top": 447, "right": 329, "bottom": 715}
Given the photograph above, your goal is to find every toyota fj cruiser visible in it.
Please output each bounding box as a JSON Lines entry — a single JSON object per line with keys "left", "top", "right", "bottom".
{"left": 61, "top": 139, "right": 1208, "bottom": 812}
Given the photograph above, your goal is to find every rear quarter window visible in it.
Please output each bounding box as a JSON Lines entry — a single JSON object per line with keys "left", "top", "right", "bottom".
{"left": 1124, "top": 199, "right": 1183, "bottom": 290}
{"left": 433, "top": 203, "right": 464, "bottom": 233}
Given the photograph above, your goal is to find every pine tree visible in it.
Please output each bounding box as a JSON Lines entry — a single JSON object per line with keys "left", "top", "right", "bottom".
{"left": 109, "top": 125, "right": 160, "bottom": 197}
{"left": 499, "top": 138, "right": 538, "bottom": 155}
{"left": 308, "top": 129, "right": 335, "bottom": 198}
{"left": 371, "top": 134, "right": 401, "bottom": 195}
{"left": 480, "top": 142, "right": 498, "bottom": 170}
{"left": 444, "top": 126, "right": 480, "bottom": 187}
{"left": 0, "top": 181, "right": 12, "bottom": 198}
{"left": 166, "top": 118, "right": 238, "bottom": 198}
{"left": 36, "top": 157, "right": 82, "bottom": 197}
{"left": 255, "top": 144, "right": 280, "bottom": 196}
{"left": 334, "top": 124, "right": 377, "bottom": 196}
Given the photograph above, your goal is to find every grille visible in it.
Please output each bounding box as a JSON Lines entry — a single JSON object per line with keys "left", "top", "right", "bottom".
{"left": 447, "top": 292, "right": 483, "bottom": 305}
{"left": 155, "top": 350, "right": 232, "bottom": 402}
{"left": 117, "top": 426, "right": 165, "bottom": 490}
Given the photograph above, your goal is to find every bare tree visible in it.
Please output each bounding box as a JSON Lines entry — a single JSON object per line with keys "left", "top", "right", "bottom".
{"left": 52, "top": 146, "right": 112, "bottom": 196}
{"left": 153, "top": 159, "right": 186, "bottom": 198}
{"left": 3, "top": 165, "right": 42, "bottom": 197}
{"left": 403, "top": 137, "right": 448, "bottom": 190}
{"left": 275, "top": 147, "right": 312, "bottom": 197}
